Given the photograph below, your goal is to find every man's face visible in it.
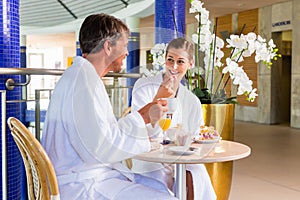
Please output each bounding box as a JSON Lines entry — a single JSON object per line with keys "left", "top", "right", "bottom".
{"left": 108, "top": 33, "right": 129, "bottom": 73}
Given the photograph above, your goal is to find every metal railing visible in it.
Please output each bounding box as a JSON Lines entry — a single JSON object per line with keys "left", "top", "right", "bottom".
{"left": 0, "top": 67, "right": 141, "bottom": 90}
{"left": 34, "top": 89, "right": 53, "bottom": 140}
{"left": 0, "top": 67, "right": 141, "bottom": 77}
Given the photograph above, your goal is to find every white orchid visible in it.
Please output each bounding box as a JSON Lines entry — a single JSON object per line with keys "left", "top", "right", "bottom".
{"left": 222, "top": 31, "right": 279, "bottom": 99}
{"left": 188, "top": 0, "right": 280, "bottom": 103}
{"left": 248, "top": 88, "right": 258, "bottom": 102}
{"left": 189, "top": 0, "right": 204, "bottom": 13}
{"left": 149, "top": 0, "right": 280, "bottom": 103}
{"left": 143, "top": 43, "right": 168, "bottom": 76}
{"left": 151, "top": 43, "right": 167, "bottom": 71}
{"left": 222, "top": 58, "right": 238, "bottom": 75}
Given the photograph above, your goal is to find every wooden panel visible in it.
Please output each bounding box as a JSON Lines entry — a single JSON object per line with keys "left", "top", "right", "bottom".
{"left": 217, "top": 14, "right": 232, "bottom": 38}
{"left": 238, "top": 9, "right": 259, "bottom": 34}
{"left": 237, "top": 9, "right": 258, "bottom": 106}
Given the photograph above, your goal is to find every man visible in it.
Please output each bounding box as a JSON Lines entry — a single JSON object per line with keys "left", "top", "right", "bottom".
{"left": 41, "top": 13, "right": 177, "bottom": 199}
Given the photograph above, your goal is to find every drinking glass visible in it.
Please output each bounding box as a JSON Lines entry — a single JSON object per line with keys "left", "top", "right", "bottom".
{"left": 159, "top": 113, "right": 172, "bottom": 144}
{"left": 175, "top": 127, "right": 192, "bottom": 147}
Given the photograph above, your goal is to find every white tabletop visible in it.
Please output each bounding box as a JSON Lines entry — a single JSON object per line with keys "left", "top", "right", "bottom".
{"left": 134, "top": 140, "right": 251, "bottom": 200}
{"left": 134, "top": 140, "right": 251, "bottom": 164}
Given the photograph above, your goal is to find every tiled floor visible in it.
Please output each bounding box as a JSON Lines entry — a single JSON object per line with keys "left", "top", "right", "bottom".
{"left": 229, "top": 121, "right": 300, "bottom": 200}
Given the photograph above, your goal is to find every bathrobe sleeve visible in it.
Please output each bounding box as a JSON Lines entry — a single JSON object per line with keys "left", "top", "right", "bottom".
{"left": 131, "top": 74, "right": 162, "bottom": 139}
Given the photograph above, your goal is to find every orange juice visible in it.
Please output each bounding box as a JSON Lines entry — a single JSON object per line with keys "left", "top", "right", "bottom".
{"left": 159, "top": 118, "right": 171, "bottom": 131}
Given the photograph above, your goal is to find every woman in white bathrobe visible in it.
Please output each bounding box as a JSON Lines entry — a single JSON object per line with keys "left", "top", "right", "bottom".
{"left": 41, "top": 13, "right": 177, "bottom": 200}
{"left": 131, "top": 38, "right": 216, "bottom": 200}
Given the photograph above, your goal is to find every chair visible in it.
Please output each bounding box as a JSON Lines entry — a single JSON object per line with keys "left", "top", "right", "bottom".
{"left": 121, "top": 106, "right": 131, "bottom": 118}
{"left": 7, "top": 117, "right": 60, "bottom": 200}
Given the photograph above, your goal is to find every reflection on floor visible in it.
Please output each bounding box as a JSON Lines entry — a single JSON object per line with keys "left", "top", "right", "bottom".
{"left": 229, "top": 121, "right": 300, "bottom": 200}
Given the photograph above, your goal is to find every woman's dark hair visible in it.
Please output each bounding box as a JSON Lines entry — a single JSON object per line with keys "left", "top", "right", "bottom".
{"left": 79, "top": 13, "right": 129, "bottom": 54}
{"left": 165, "top": 37, "right": 194, "bottom": 61}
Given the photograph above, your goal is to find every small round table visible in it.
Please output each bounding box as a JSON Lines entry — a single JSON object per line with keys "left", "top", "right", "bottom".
{"left": 134, "top": 140, "right": 251, "bottom": 200}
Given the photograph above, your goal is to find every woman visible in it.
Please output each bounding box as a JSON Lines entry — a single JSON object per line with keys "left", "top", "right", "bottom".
{"left": 131, "top": 38, "right": 216, "bottom": 200}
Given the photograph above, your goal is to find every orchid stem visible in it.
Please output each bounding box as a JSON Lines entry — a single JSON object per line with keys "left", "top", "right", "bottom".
{"left": 210, "top": 18, "right": 218, "bottom": 97}
{"left": 172, "top": 10, "right": 178, "bottom": 38}
{"left": 197, "top": 12, "right": 201, "bottom": 89}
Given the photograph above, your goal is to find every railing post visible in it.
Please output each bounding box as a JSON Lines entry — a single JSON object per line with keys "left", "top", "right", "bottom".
{"left": 1, "top": 90, "right": 7, "bottom": 200}
{"left": 35, "top": 90, "right": 41, "bottom": 141}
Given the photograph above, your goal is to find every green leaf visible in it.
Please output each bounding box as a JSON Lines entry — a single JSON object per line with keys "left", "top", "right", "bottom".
{"left": 192, "top": 87, "right": 238, "bottom": 104}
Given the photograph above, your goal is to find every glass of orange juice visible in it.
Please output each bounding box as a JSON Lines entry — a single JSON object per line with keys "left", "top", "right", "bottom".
{"left": 159, "top": 113, "right": 172, "bottom": 144}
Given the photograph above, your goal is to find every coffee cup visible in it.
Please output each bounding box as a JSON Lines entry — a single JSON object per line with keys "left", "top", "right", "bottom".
{"left": 163, "top": 97, "right": 178, "bottom": 114}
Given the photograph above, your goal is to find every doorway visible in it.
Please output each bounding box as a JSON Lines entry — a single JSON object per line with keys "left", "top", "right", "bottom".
{"left": 271, "top": 31, "right": 291, "bottom": 124}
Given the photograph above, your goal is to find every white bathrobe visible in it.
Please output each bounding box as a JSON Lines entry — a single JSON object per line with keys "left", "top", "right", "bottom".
{"left": 131, "top": 72, "right": 216, "bottom": 200}
{"left": 41, "top": 56, "right": 177, "bottom": 200}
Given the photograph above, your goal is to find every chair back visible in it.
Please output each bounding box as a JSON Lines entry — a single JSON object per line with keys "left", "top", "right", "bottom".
{"left": 121, "top": 107, "right": 131, "bottom": 118}
{"left": 7, "top": 117, "right": 60, "bottom": 200}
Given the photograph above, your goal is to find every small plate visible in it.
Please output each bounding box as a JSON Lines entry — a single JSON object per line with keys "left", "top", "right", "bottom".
{"left": 193, "top": 137, "right": 221, "bottom": 144}
{"left": 168, "top": 146, "right": 198, "bottom": 155}
{"left": 151, "top": 142, "right": 162, "bottom": 151}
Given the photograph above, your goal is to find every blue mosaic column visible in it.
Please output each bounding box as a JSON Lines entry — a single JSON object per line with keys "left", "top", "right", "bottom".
{"left": 155, "top": 0, "right": 186, "bottom": 44}
{"left": 76, "top": 41, "right": 82, "bottom": 56}
{"left": 0, "top": 0, "right": 23, "bottom": 200}
{"left": 125, "top": 17, "right": 140, "bottom": 107}
{"left": 76, "top": 29, "right": 82, "bottom": 56}
{"left": 126, "top": 32, "right": 140, "bottom": 106}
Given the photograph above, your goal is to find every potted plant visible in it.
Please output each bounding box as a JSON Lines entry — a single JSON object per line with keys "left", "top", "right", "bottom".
{"left": 145, "top": 1, "right": 280, "bottom": 199}
{"left": 188, "top": 0, "right": 280, "bottom": 104}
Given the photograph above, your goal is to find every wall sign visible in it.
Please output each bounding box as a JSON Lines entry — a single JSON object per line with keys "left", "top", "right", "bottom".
{"left": 272, "top": 20, "right": 291, "bottom": 27}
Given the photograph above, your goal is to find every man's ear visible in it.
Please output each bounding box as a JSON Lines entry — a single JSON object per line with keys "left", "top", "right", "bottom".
{"left": 103, "top": 40, "right": 111, "bottom": 55}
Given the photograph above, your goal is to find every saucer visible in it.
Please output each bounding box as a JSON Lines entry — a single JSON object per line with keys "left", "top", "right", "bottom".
{"left": 168, "top": 146, "right": 198, "bottom": 155}
{"left": 150, "top": 142, "right": 163, "bottom": 151}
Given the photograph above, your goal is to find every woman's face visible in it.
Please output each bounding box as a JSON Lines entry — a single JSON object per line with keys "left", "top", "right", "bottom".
{"left": 165, "top": 48, "right": 193, "bottom": 81}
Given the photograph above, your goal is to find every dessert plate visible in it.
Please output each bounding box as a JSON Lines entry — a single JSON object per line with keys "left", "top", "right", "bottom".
{"left": 193, "top": 136, "right": 221, "bottom": 144}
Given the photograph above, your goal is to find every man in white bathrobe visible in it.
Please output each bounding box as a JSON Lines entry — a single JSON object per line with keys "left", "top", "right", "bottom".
{"left": 41, "top": 13, "right": 177, "bottom": 200}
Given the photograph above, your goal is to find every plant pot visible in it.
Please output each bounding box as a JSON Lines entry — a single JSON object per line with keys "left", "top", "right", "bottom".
{"left": 202, "top": 104, "right": 235, "bottom": 200}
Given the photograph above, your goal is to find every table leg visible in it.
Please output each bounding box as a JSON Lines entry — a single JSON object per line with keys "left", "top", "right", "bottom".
{"left": 175, "top": 163, "right": 186, "bottom": 200}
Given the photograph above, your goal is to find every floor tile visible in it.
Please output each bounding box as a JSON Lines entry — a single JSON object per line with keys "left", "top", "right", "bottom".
{"left": 229, "top": 121, "right": 300, "bottom": 199}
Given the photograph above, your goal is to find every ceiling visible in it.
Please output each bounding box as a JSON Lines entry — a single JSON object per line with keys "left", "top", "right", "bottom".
{"left": 201, "top": 0, "right": 290, "bottom": 18}
{"left": 20, "top": 0, "right": 291, "bottom": 35}
{"left": 20, "top": 0, "right": 154, "bottom": 34}
{"left": 20, "top": 0, "right": 142, "bottom": 27}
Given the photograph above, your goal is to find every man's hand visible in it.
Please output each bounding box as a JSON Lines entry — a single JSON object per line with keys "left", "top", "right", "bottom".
{"left": 138, "top": 99, "right": 168, "bottom": 126}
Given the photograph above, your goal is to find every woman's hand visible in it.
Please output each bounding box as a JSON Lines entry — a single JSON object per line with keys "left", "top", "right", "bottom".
{"left": 153, "top": 74, "right": 178, "bottom": 100}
